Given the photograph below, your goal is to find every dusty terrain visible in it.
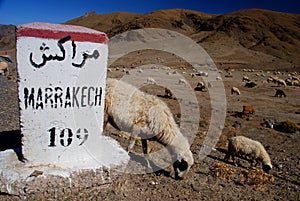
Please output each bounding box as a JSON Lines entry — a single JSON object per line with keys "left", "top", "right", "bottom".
{"left": 0, "top": 49, "right": 299, "bottom": 200}
{"left": 0, "top": 8, "right": 300, "bottom": 201}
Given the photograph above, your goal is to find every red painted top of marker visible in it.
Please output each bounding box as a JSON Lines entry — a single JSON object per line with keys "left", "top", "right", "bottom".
{"left": 17, "top": 22, "right": 108, "bottom": 44}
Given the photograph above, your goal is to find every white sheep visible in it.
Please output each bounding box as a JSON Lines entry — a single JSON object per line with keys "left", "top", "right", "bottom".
{"left": 276, "top": 79, "right": 287, "bottom": 87}
{"left": 242, "top": 76, "right": 250, "bottom": 82}
{"left": 231, "top": 87, "right": 240, "bottom": 95}
{"left": 104, "top": 78, "right": 194, "bottom": 179}
{"left": 196, "top": 81, "right": 204, "bottom": 87}
{"left": 0, "top": 55, "right": 13, "bottom": 76}
{"left": 267, "top": 77, "right": 273, "bottom": 83}
{"left": 178, "top": 78, "right": 187, "bottom": 86}
{"left": 197, "top": 71, "right": 208, "bottom": 77}
{"left": 146, "top": 77, "right": 157, "bottom": 85}
{"left": 292, "top": 80, "right": 300, "bottom": 86}
{"left": 224, "top": 136, "right": 272, "bottom": 173}
{"left": 194, "top": 82, "right": 206, "bottom": 91}
{"left": 0, "top": 62, "right": 9, "bottom": 75}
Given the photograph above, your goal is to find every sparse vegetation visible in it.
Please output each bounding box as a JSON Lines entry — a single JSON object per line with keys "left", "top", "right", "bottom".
{"left": 274, "top": 120, "right": 300, "bottom": 133}
{"left": 0, "top": 7, "right": 300, "bottom": 201}
{"left": 210, "top": 163, "right": 275, "bottom": 191}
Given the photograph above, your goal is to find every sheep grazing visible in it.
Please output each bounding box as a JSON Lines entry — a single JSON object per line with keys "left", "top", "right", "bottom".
{"left": 178, "top": 78, "right": 187, "bottom": 86}
{"left": 197, "top": 71, "right": 208, "bottom": 77}
{"left": 104, "top": 78, "right": 194, "bottom": 179}
{"left": 146, "top": 77, "right": 157, "bottom": 85}
{"left": 275, "top": 89, "right": 286, "bottom": 98}
{"left": 0, "top": 62, "right": 9, "bottom": 75}
{"left": 224, "top": 136, "right": 272, "bottom": 173}
{"left": 194, "top": 82, "right": 206, "bottom": 91}
{"left": 0, "top": 55, "right": 13, "bottom": 76}
{"left": 242, "top": 105, "right": 254, "bottom": 116}
{"left": 196, "top": 81, "right": 204, "bottom": 87}
{"left": 231, "top": 87, "right": 240, "bottom": 95}
{"left": 245, "top": 81, "right": 257, "bottom": 88}
{"left": 275, "top": 79, "right": 287, "bottom": 87}
{"left": 164, "top": 87, "right": 173, "bottom": 98}
{"left": 242, "top": 76, "right": 250, "bottom": 82}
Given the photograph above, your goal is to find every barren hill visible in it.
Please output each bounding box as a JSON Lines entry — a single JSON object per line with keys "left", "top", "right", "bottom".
{"left": 0, "top": 9, "right": 300, "bottom": 70}
{"left": 66, "top": 8, "right": 300, "bottom": 70}
{"left": 0, "top": 25, "right": 15, "bottom": 51}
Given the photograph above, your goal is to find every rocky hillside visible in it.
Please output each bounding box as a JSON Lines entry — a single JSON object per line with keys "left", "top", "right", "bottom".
{"left": 1, "top": 9, "right": 300, "bottom": 70}
{"left": 0, "top": 25, "right": 15, "bottom": 51}
{"left": 66, "top": 8, "right": 300, "bottom": 70}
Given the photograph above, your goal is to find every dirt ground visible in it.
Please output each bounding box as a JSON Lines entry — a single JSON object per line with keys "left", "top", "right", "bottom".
{"left": 0, "top": 49, "right": 300, "bottom": 200}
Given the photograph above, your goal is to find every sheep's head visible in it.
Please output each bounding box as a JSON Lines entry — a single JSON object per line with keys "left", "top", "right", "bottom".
{"left": 263, "top": 164, "right": 272, "bottom": 173}
{"left": 173, "top": 150, "right": 194, "bottom": 180}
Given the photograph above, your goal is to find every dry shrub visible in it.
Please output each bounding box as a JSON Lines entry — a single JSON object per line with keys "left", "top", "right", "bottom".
{"left": 239, "top": 167, "right": 275, "bottom": 191}
{"left": 274, "top": 120, "right": 300, "bottom": 133}
{"left": 210, "top": 163, "right": 236, "bottom": 180}
{"left": 210, "top": 163, "right": 274, "bottom": 191}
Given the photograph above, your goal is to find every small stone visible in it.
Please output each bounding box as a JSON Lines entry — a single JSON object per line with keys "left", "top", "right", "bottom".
{"left": 220, "top": 182, "right": 226, "bottom": 187}
{"left": 29, "top": 170, "right": 43, "bottom": 177}
{"left": 150, "top": 181, "right": 158, "bottom": 185}
{"left": 191, "top": 183, "right": 201, "bottom": 192}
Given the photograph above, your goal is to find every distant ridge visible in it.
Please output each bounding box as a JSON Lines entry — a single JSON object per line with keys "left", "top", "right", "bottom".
{"left": 0, "top": 9, "right": 299, "bottom": 70}
{"left": 65, "top": 8, "right": 300, "bottom": 69}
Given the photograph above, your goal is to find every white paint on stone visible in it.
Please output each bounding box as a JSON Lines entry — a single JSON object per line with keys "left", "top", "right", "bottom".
{"left": 0, "top": 23, "right": 129, "bottom": 187}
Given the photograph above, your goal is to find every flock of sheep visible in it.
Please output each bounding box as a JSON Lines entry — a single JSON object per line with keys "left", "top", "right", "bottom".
{"left": 1, "top": 54, "right": 297, "bottom": 179}
{"left": 102, "top": 65, "right": 300, "bottom": 179}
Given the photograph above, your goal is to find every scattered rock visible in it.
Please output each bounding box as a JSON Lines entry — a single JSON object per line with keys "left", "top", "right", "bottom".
{"left": 29, "top": 170, "right": 43, "bottom": 178}
{"left": 191, "top": 183, "right": 201, "bottom": 192}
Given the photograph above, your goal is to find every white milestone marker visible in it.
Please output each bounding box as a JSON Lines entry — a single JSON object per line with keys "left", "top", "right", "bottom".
{"left": 14, "top": 22, "right": 128, "bottom": 171}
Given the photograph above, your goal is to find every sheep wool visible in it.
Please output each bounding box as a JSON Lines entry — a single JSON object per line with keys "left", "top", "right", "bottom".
{"left": 104, "top": 78, "right": 194, "bottom": 179}
{"left": 231, "top": 87, "right": 240, "bottom": 95}
{"left": 224, "top": 136, "right": 272, "bottom": 172}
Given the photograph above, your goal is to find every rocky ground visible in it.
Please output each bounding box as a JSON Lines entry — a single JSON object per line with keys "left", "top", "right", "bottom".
{"left": 0, "top": 48, "right": 299, "bottom": 200}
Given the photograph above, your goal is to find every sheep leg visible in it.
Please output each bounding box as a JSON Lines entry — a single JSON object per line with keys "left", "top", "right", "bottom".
{"left": 224, "top": 152, "right": 230, "bottom": 162}
{"left": 224, "top": 144, "right": 235, "bottom": 165}
{"left": 127, "top": 136, "right": 137, "bottom": 152}
{"left": 142, "top": 139, "right": 148, "bottom": 155}
{"left": 103, "top": 113, "right": 109, "bottom": 130}
{"left": 127, "top": 126, "right": 139, "bottom": 152}
{"left": 142, "top": 139, "right": 152, "bottom": 171}
{"left": 231, "top": 154, "right": 238, "bottom": 166}
{"left": 250, "top": 160, "right": 258, "bottom": 167}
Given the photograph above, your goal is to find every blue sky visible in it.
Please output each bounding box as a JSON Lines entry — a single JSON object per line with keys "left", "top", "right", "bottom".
{"left": 1, "top": 0, "right": 300, "bottom": 25}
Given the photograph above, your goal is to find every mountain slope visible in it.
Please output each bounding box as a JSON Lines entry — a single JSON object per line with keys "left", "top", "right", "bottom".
{"left": 65, "top": 8, "right": 300, "bottom": 69}
{"left": 0, "top": 9, "right": 299, "bottom": 70}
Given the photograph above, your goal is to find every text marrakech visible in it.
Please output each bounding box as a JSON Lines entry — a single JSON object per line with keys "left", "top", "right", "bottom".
{"left": 23, "top": 86, "right": 103, "bottom": 110}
